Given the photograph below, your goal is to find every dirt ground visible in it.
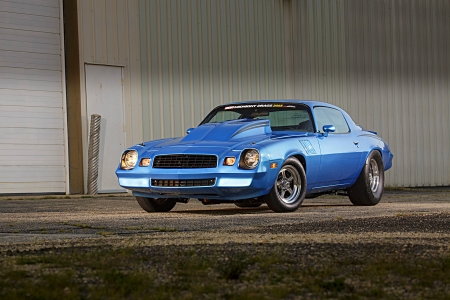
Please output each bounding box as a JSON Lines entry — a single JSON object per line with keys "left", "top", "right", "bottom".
{"left": 0, "top": 188, "right": 449, "bottom": 251}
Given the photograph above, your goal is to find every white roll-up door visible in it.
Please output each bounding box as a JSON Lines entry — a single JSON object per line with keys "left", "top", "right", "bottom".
{"left": 0, "top": 0, "right": 66, "bottom": 194}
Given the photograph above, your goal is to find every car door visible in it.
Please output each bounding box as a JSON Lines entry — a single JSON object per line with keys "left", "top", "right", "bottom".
{"left": 312, "top": 106, "right": 362, "bottom": 189}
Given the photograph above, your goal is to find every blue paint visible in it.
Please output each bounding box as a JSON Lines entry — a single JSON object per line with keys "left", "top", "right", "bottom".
{"left": 116, "top": 100, "right": 393, "bottom": 201}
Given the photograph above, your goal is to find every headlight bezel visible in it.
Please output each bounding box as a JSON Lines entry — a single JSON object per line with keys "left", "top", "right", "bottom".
{"left": 120, "top": 150, "right": 138, "bottom": 170}
{"left": 239, "top": 149, "right": 260, "bottom": 169}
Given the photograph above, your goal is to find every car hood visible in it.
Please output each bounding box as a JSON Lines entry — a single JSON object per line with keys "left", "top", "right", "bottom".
{"left": 140, "top": 119, "right": 272, "bottom": 155}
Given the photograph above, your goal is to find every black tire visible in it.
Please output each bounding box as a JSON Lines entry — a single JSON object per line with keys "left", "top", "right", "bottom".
{"left": 135, "top": 197, "right": 176, "bottom": 212}
{"left": 263, "top": 157, "right": 307, "bottom": 212}
{"left": 234, "top": 198, "right": 263, "bottom": 208}
{"left": 347, "top": 151, "right": 384, "bottom": 206}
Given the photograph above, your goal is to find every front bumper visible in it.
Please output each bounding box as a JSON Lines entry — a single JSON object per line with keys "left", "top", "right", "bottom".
{"left": 116, "top": 167, "right": 274, "bottom": 200}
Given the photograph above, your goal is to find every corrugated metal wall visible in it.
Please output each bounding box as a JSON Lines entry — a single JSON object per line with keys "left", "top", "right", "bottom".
{"left": 138, "top": 0, "right": 287, "bottom": 140}
{"left": 292, "top": 0, "right": 450, "bottom": 187}
{"left": 78, "top": 0, "right": 142, "bottom": 147}
{"left": 77, "top": 0, "right": 449, "bottom": 187}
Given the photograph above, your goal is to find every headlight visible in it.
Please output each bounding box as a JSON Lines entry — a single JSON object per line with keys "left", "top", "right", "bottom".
{"left": 240, "top": 149, "right": 260, "bottom": 169}
{"left": 121, "top": 150, "right": 138, "bottom": 170}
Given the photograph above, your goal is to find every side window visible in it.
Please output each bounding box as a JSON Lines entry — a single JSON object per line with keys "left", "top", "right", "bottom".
{"left": 313, "top": 107, "right": 350, "bottom": 134}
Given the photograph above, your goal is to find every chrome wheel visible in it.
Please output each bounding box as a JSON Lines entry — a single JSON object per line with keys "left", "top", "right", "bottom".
{"left": 275, "top": 165, "right": 301, "bottom": 204}
{"left": 369, "top": 158, "right": 380, "bottom": 193}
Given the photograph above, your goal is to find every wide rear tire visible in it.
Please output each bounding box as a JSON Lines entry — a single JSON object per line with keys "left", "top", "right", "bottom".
{"left": 136, "top": 197, "right": 176, "bottom": 212}
{"left": 263, "top": 157, "right": 306, "bottom": 212}
{"left": 347, "top": 151, "right": 384, "bottom": 206}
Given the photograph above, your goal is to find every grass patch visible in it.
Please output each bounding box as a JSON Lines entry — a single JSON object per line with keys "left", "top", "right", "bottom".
{"left": 65, "top": 223, "right": 106, "bottom": 230}
{"left": 97, "top": 231, "right": 114, "bottom": 237}
{"left": 124, "top": 226, "right": 143, "bottom": 231}
{"left": 1, "top": 243, "right": 449, "bottom": 299}
{"left": 149, "top": 227, "right": 178, "bottom": 232}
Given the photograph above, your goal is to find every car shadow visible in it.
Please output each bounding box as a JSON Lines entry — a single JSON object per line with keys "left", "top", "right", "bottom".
{"left": 172, "top": 203, "right": 353, "bottom": 216}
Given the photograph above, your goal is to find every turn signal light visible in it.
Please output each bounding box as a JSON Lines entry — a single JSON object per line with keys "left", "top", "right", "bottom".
{"left": 223, "top": 157, "right": 236, "bottom": 166}
{"left": 140, "top": 158, "right": 151, "bottom": 167}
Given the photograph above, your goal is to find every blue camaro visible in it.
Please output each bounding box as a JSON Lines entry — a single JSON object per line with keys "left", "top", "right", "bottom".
{"left": 116, "top": 100, "right": 393, "bottom": 213}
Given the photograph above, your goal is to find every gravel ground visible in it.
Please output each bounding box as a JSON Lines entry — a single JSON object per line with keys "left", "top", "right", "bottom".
{"left": 0, "top": 188, "right": 449, "bottom": 253}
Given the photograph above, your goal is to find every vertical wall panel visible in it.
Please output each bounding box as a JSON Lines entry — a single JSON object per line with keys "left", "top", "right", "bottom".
{"left": 78, "top": 0, "right": 449, "bottom": 188}
{"left": 292, "top": 0, "right": 450, "bottom": 187}
{"left": 139, "top": 0, "right": 286, "bottom": 141}
{"left": 78, "top": 0, "right": 142, "bottom": 192}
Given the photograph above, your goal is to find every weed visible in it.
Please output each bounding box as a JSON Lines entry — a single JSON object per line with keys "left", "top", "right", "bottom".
{"left": 149, "top": 227, "right": 178, "bottom": 232}
{"left": 98, "top": 231, "right": 113, "bottom": 237}
{"left": 40, "top": 196, "right": 59, "bottom": 200}
{"left": 125, "top": 226, "right": 143, "bottom": 231}
{"left": 70, "top": 223, "right": 92, "bottom": 229}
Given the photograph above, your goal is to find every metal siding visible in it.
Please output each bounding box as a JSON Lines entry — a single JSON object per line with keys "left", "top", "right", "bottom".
{"left": 138, "top": 0, "right": 286, "bottom": 141}
{"left": 0, "top": 0, "right": 66, "bottom": 193}
{"left": 292, "top": 0, "right": 450, "bottom": 187}
{"left": 78, "top": 0, "right": 142, "bottom": 193}
{"left": 78, "top": 0, "right": 449, "bottom": 187}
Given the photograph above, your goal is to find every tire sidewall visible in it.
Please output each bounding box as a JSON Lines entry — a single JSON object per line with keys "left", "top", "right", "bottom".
{"left": 348, "top": 150, "right": 384, "bottom": 206}
{"left": 136, "top": 197, "right": 176, "bottom": 212}
{"left": 265, "top": 157, "right": 307, "bottom": 212}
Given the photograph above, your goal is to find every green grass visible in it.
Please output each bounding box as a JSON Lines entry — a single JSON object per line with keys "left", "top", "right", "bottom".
{"left": 1, "top": 243, "right": 449, "bottom": 299}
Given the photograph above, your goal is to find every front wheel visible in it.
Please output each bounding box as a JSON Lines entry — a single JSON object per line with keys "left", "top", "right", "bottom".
{"left": 347, "top": 151, "right": 384, "bottom": 206}
{"left": 135, "top": 197, "right": 176, "bottom": 212}
{"left": 235, "top": 198, "right": 264, "bottom": 208}
{"left": 263, "top": 157, "right": 306, "bottom": 212}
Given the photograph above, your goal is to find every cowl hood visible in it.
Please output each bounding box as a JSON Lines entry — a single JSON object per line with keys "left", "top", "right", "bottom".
{"left": 141, "top": 119, "right": 272, "bottom": 154}
{"left": 182, "top": 119, "right": 272, "bottom": 143}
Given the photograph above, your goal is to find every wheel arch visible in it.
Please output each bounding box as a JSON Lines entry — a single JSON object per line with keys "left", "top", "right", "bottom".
{"left": 292, "top": 154, "right": 307, "bottom": 172}
{"left": 364, "top": 148, "right": 384, "bottom": 164}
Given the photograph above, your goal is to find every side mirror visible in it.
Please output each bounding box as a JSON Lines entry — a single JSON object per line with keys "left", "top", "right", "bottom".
{"left": 322, "top": 125, "right": 336, "bottom": 137}
{"left": 186, "top": 128, "right": 194, "bottom": 135}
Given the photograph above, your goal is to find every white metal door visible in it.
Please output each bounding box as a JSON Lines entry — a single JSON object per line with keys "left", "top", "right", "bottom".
{"left": 85, "top": 64, "right": 126, "bottom": 193}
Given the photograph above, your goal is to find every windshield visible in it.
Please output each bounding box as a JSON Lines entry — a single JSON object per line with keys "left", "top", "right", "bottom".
{"left": 200, "top": 103, "right": 315, "bottom": 132}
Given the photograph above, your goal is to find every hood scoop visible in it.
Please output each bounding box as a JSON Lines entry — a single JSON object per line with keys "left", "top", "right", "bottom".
{"left": 180, "top": 119, "right": 272, "bottom": 143}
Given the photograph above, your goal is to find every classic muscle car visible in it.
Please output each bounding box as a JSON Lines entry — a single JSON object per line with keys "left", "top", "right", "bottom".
{"left": 116, "top": 100, "right": 393, "bottom": 212}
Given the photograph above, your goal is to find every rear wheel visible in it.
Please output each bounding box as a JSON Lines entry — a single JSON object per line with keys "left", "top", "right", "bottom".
{"left": 263, "top": 157, "right": 306, "bottom": 212}
{"left": 135, "top": 197, "right": 176, "bottom": 212}
{"left": 347, "top": 151, "right": 384, "bottom": 206}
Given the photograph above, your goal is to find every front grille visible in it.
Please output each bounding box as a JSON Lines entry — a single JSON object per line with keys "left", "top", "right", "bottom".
{"left": 153, "top": 155, "right": 217, "bottom": 168}
{"left": 151, "top": 178, "right": 216, "bottom": 187}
